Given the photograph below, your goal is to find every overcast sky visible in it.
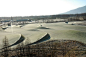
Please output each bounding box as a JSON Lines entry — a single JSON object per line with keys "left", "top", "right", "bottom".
{"left": 0, "top": 0, "right": 86, "bottom": 17}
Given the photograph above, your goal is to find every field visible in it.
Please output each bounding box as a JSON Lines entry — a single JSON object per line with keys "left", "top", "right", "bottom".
{"left": 0, "top": 21, "right": 86, "bottom": 48}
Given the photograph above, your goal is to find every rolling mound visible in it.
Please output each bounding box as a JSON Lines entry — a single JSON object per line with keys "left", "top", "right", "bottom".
{"left": 4, "top": 25, "right": 47, "bottom": 43}
{"left": 0, "top": 22, "right": 86, "bottom": 48}
{"left": 0, "top": 33, "right": 21, "bottom": 49}
{"left": 7, "top": 22, "right": 86, "bottom": 44}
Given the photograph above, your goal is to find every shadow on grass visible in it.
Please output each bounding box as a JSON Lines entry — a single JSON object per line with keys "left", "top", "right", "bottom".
{"left": 36, "top": 27, "right": 50, "bottom": 29}
{"left": 28, "top": 29, "right": 39, "bottom": 31}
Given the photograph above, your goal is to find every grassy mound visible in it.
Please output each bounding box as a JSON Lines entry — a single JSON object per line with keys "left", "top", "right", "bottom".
{"left": 0, "top": 33, "right": 21, "bottom": 49}
{"left": 49, "top": 30, "right": 86, "bottom": 43}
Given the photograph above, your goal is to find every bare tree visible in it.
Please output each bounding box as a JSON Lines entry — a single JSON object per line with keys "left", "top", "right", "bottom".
{"left": 2, "top": 36, "right": 10, "bottom": 57}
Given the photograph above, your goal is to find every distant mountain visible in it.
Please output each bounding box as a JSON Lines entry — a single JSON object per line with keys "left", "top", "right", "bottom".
{"left": 63, "top": 6, "right": 86, "bottom": 14}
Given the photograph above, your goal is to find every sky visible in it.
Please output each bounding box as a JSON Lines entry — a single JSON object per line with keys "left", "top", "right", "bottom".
{"left": 0, "top": 0, "right": 86, "bottom": 17}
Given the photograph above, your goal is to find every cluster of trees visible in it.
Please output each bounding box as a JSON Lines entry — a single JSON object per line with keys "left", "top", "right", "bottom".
{"left": 0, "top": 13, "right": 86, "bottom": 23}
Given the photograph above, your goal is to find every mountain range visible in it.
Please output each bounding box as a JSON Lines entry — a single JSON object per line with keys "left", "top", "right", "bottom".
{"left": 63, "top": 6, "right": 86, "bottom": 14}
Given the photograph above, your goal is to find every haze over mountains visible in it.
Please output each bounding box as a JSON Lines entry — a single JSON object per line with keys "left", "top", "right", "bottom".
{"left": 0, "top": 5, "right": 86, "bottom": 20}
{"left": 63, "top": 6, "right": 86, "bottom": 14}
